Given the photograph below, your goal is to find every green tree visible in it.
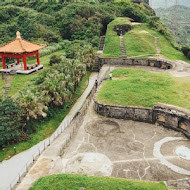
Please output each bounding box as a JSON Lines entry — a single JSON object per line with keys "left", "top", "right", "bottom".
{"left": 0, "top": 98, "right": 22, "bottom": 149}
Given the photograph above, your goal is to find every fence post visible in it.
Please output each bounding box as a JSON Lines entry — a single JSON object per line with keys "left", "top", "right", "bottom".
{"left": 18, "top": 173, "right": 21, "bottom": 183}
{"left": 26, "top": 163, "right": 28, "bottom": 173}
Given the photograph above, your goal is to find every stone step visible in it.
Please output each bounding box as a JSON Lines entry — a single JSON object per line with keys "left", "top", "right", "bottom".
{"left": 10, "top": 70, "right": 17, "bottom": 75}
{"left": 98, "top": 36, "right": 106, "bottom": 51}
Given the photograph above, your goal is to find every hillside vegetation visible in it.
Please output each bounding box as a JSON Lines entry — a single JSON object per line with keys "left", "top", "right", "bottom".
{"left": 29, "top": 174, "right": 167, "bottom": 190}
{"left": 0, "top": 0, "right": 154, "bottom": 46}
{"left": 155, "top": 5, "right": 190, "bottom": 47}
{"left": 97, "top": 68, "right": 190, "bottom": 109}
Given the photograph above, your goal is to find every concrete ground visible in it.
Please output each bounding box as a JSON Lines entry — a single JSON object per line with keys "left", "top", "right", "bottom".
{"left": 53, "top": 103, "right": 190, "bottom": 181}
{"left": 16, "top": 101, "right": 190, "bottom": 190}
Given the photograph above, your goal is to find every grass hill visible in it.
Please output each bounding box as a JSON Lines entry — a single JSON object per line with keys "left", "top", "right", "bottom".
{"left": 102, "top": 17, "right": 189, "bottom": 62}
{"left": 155, "top": 5, "right": 190, "bottom": 47}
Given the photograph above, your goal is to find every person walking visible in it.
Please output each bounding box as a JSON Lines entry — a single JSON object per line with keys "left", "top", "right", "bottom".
{"left": 109, "top": 72, "right": 112, "bottom": 80}
{"left": 95, "top": 79, "right": 98, "bottom": 89}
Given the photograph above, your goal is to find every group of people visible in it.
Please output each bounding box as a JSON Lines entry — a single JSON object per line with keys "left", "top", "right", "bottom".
{"left": 95, "top": 72, "right": 112, "bottom": 89}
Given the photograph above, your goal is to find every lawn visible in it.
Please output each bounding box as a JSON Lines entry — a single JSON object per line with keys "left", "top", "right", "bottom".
{"left": 103, "top": 17, "right": 131, "bottom": 57}
{"left": 97, "top": 68, "right": 190, "bottom": 110}
{"left": 0, "top": 73, "right": 89, "bottom": 162}
{"left": 0, "top": 49, "right": 65, "bottom": 96}
{"left": 29, "top": 174, "right": 167, "bottom": 190}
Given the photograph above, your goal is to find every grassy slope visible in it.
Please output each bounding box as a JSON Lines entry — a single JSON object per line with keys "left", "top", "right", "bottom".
{"left": 124, "top": 29, "right": 156, "bottom": 57}
{"left": 102, "top": 18, "right": 190, "bottom": 62}
{"left": 0, "top": 73, "right": 89, "bottom": 162}
{"left": 30, "top": 174, "right": 167, "bottom": 190}
{"left": 97, "top": 68, "right": 190, "bottom": 109}
{"left": 0, "top": 49, "right": 65, "bottom": 96}
{"left": 144, "top": 24, "right": 190, "bottom": 62}
{"left": 103, "top": 17, "right": 131, "bottom": 57}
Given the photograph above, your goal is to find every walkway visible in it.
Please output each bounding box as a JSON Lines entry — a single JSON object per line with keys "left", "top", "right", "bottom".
{"left": 0, "top": 72, "right": 98, "bottom": 190}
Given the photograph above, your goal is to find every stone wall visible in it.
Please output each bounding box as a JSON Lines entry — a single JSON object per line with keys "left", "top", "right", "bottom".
{"left": 98, "top": 57, "right": 174, "bottom": 70}
{"left": 94, "top": 100, "right": 153, "bottom": 123}
{"left": 153, "top": 103, "right": 190, "bottom": 138}
{"left": 94, "top": 100, "right": 190, "bottom": 138}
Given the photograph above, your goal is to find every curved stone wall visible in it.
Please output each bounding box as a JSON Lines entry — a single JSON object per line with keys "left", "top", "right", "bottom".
{"left": 98, "top": 57, "right": 174, "bottom": 70}
{"left": 153, "top": 103, "right": 190, "bottom": 138}
{"left": 94, "top": 100, "right": 190, "bottom": 138}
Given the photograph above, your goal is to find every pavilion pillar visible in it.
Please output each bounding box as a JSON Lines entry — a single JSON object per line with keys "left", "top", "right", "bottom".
{"left": 36, "top": 51, "right": 40, "bottom": 65}
{"left": 23, "top": 55, "right": 27, "bottom": 70}
{"left": 1, "top": 55, "right": 6, "bottom": 69}
{"left": 16, "top": 58, "right": 20, "bottom": 64}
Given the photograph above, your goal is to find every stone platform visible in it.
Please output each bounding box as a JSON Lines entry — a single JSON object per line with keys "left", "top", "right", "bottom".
{"left": 0, "top": 63, "right": 43, "bottom": 75}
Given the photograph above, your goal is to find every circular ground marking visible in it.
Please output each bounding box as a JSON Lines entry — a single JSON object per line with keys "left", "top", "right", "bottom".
{"left": 85, "top": 119, "right": 120, "bottom": 137}
{"left": 176, "top": 146, "right": 190, "bottom": 160}
{"left": 65, "top": 152, "right": 113, "bottom": 176}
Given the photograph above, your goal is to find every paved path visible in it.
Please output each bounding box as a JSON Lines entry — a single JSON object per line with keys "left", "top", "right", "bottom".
{"left": 0, "top": 72, "right": 98, "bottom": 190}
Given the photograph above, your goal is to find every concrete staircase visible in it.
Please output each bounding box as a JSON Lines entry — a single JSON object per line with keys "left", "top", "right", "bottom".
{"left": 120, "top": 36, "right": 127, "bottom": 57}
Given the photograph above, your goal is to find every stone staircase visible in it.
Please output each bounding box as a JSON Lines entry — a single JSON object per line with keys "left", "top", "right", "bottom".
{"left": 120, "top": 36, "right": 127, "bottom": 57}
{"left": 91, "top": 36, "right": 105, "bottom": 72}
{"left": 91, "top": 58, "right": 99, "bottom": 72}
{"left": 99, "top": 35, "right": 105, "bottom": 51}
{"left": 2, "top": 73, "right": 14, "bottom": 96}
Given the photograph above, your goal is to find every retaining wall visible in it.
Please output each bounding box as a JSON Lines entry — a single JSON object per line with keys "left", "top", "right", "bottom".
{"left": 98, "top": 57, "right": 174, "bottom": 70}
{"left": 94, "top": 100, "right": 190, "bottom": 138}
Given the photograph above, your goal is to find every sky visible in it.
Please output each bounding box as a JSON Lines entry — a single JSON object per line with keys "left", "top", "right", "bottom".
{"left": 149, "top": 0, "right": 190, "bottom": 8}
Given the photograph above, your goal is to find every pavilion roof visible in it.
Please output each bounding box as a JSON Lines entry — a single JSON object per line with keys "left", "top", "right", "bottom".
{"left": 0, "top": 31, "right": 46, "bottom": 54}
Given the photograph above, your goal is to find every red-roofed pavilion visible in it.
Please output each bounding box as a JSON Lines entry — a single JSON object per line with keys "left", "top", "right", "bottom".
{"left": 0, "top": 31, "right": 46, "bottom": 71}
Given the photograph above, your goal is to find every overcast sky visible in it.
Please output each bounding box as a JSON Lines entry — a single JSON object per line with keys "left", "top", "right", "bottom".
{"left": 149, "top": 0, "right": 190, "bottom": 9}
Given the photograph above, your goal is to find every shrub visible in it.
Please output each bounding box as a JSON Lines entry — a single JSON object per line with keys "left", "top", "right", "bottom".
{"left": 187, "top": 51, "right": 190, "bottom": 60}
{"left": 181, "top": 46, "right": 190, "bottom": 57}
{"left": 0, "top": 98, "right": 23, "bottom": 149}
{"left": 49, "top": 55, "right": 62, "bottom": 66}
